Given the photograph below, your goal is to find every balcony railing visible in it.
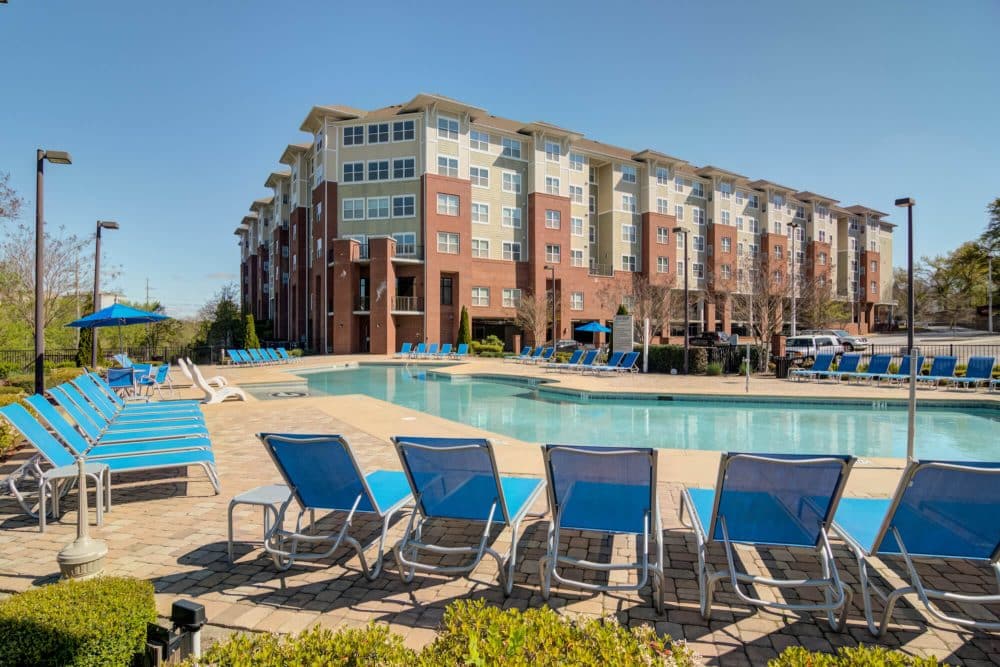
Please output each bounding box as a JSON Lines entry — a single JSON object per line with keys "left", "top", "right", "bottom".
{"left": 354, "top": 297, "right": 370, "bottom": 311}
{"left": 393, "top": 245, "right": 424, "bottom": 260}
{"left": 393, "top": 296, "right": 423, "bottom": 312}
{"left": 588, "top": 263, "right": 614, "bottom": 277}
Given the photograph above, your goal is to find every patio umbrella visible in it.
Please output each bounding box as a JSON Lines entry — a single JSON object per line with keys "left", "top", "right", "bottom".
{"left": 576, "top": 321, "right": 612, "bottom": 346}
{"left": 67, "top": 303, "right": 169, "bottom": 354}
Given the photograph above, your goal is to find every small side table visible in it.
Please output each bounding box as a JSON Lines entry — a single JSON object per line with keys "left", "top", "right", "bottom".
{"left": 227, "top": 484, "right": 292, "bottom": 562}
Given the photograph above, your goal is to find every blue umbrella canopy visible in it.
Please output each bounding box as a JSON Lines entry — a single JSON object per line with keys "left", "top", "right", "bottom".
{"left": 576, "top": 321, "right": 611, "bottom": 333}
{"left": 67, "top": 303, "right": 169, "bottom": 328}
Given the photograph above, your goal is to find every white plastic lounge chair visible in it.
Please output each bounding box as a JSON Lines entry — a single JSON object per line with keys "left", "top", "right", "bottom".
{"left": 391, "top": 436, "right": 545, "bottom": 594}
{"left": 680, "top": 452, "right": 855, "bottom": 629}
{"left": 539, "top": 444, "right": 664, "bottom": 612}
{"left": 258, "top": 433, "right": 413, "bottom": 578}
{"left": 833, "top": 460, "right": 1000, "bottom": 635}
{"left": 178, "top": 357, "right": 228, "bottom": 388}
{"left": 190, "top": 363, "right": 247, "bottom": 404}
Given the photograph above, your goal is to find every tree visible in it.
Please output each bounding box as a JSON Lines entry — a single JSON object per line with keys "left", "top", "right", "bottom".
{"left": 457, "top": 306, "right": 471, "bottom": 345}
{"left": 0, "top": 172, "right": 23, "bottom": 223}
{"left": 982, "top": 197, "right": 1000, "bottom": 253}
{"left": 599, "top": 274, "right": 674, "bottom": 346}
{"left": 892, "top": 264, "right": 932, "bottom": 327}
{"left": 514, "top": 292, "right": 550, "bottom": 346}
{"left": 923, "top": 243, "right": 988, "bottom": 329}
{"left": 196, "top": 284, "right": 244, "bottom": 348}
{"left": 244, "top": 314, "right": 260, "bottom": 349}
{"left": 730, "top": 257, "right": 790, "bottom": 369}
{"left": 796, "top": 275, "right": 843, "bottom": 331}
{"left": 616, "top": 303, "right": 629, "bottom": 315}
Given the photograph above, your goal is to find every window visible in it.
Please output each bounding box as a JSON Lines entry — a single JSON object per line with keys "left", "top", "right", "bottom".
{"left": 693, "top": 263, "right": 704, "bottom": 279}
{"left": 721, "top": 264, "right": 732, "bottom": 280}
{"left": 470, "top": 129, "right": 489, "bottom": 151}
{"left": 657, "top": 256, "right": 669, "bottom": 273}
{"left": 737, "top": 242, "right": 744, "bottom": 256}
{"left": 502, "top": 207, "right": 522, "bottom": 228}
{"left": 470, "top": 166, "right": 489, "bottom": 187}
{"left": 721, "top": 237, "right": 732, "bottom": 253}
{"left": 693, "top": 208, "right": 705, "bottom": 225}
{"left": 774, "top": 245, "right": 783, "bottom": 259}
{"left": 676, "top": 234, "right": 684, "bottom": 249}
{"left": 676, "top": 259, "right": 684, "bottom": 274}
{"left": 392, "top": 195, "right": 415, "bottom": 218}
{"left": 772, "top": 194, "right": 784, "bottom": 208}
{"left": 367, "top": 160, "right": 389, "bottom": 181}
{"left": 691, "top": 181, "right": 705, "bottom": 198}
{"left": 545, "top": 141, "right": 561, "bottom": 161}
{"left": 657, "top": 197, "right": 669, "bottom": 214}
{"left": 343, "top": 161, "right": 364, "bottom": 182}
{"left": 393, "top": 232, "right": 416, "bottom": 255}
{"left": 471, "top": 202, "right": 489, "bottom": 224}
{"left": 545, "top": 209, "right": 561, "bottom": 229}
{"left": 436, "top": 276, "right": 453, "bottom": 305}
{"left": 392, "top": 120, "right": 415, "bottom": 141}
{"left": 735, "top": 190, "right": 745, "bottom": 205}
{"left": 721, "top": 210, "right": 730, "bottom": 226}
{"left": 693, "top": 235, "right": 705, "bottom": 252}
{"left": 621, "top": 254, "right": 637, "bottom": 272}
{"left": 437, "top": 193, "right": 459, "bottom": 216}
{"left": 621, "top": 224, "right": 636, "bottom": 243}
{"left": 656, "top": 167, "right": 670, "bottom": 185}
{"left": 589, "top": 166, "right": 598, "bottom": 183}
{"left": 569, "top": 185, "right": 584, "bottom": 203}
{"left": 818, "top": 230, "right": 826, "bottom": 242}
{"left": 657, "top": 227, "right": 668, "bottom": 244}
{"left": 819, "top": 252, "right": 827, "bottom": 265}
{"left": 616, "top": 165, "right": 636, "bottom": 184}
{"left": 367, "top": 123, "right": 389, "bottom": 144}
{"left": 437, "top": 232, "right": 460, "bottom": 254}
{"left": 471, "top": 238, "right": 490, "bottom": 258}
{"left": 850, "top": 238, "right": 857, "bottom": 250}
{"left": 795, "top": 205, "right": 805, "bottom": 219}
{"left": 749, "top": 194, "right": 759, "bottom": 209}
{"left": 870, "top": 260, "right": 878, "bottom": 273}
{"left": 774, "top": 271, "right": 783, "bottom": 284}
{"left": 501, "top": 288, "right": 522, "bottom": 308}
{"left": 674, "top": 205, "right": 684, "bottom": 221}
{"left": 736, "top": 216, "right": 744, "bottom": 230}
{"left": 748, "top": 217, "right": 759, "bottom": 233}
{"left": 437, "top": 115, "right": 459, "bottom": 140}
{"left": 367, "top": 196, "right": 390, "bottom": 220}
{"left": 437, "top": 156, "right": 458, "bottom": 178}
{"left": 589, "top": 225, "right": 597, "bottom": 243}
{"left": 589, "top": 195, "right": 596, "bottom": 214}
{"left": 343, "top": 126, "right": 364, "bottom": 146}
{"left": 502, "top": 241, "right": 522, "bottom": 261}
{"left": 571, "top": 249, "right": 584, "bottom": 266}
{"left": 392, "top": 157, "right": 415, "bottom": 179}
{"left": 545, "top": 244, "right": 561, "bottom": 263}
{"left": 501, "top": 137, "right": 522, "bottom": 159}
{"left": 674, "top": 176, "right": 684, "bottom": 192}
{"left": 871, "top": 281, "right": 878, "bottom": 295}
{"left": 545, "top": 176, "right": 560, "bottom": 195}
{"left": 342, "top": 198, "right": 364, "bottom": 221}
{"left": 570, "top": 152, "right": 585, "bottom": 171}
{"left": 773, "top": 221, "right": 783, "bottom": 234}
{"left": 622, "top": 193, "right": 636, "bottom": 213}
{"left": 472, "top": 287, "right": 489, "bottom": 306}
{"left": 571, "top": 217, "right": 584, "bottom": 236}
{"left": 313, "top": 163, "right": 324, "bottom": 186}
{"left": 750, "top": 243, "right": 759, "bottom": 257}
{"left": 720, "top": 182, "right": 732, "bottom": 200}
{"left": 502, "top": 171, "right": 522, "bottom": 193}
{"left": 570, "top": 292, "right": 584, "bottom": 310}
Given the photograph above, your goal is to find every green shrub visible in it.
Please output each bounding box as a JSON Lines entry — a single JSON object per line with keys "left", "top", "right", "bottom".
{"left": 0, "top": 385, "right": 25, "bottom": 395}
{"left": 0, "top": 392, "right": 26, "bottom": 458}
{"left": 4, "top": 373, "right": 34, "bottom": 393}
{"left": 553, "top": 351, "right": 573, "bottom": 364}
{"left": 888, "top": 363, "right": 900, "bottom": 374}
{"left": 635, "top": 345, "right": 708, "bottom": 374}
{"left": 471, "top": 335, "right": 505, "bottom": 358}
{"left": 49, "top": 367, "right": 84, "bottom": 384}
{"left": 289, "top": 348, "right": 304, "bottom": 357}
{"left": 769, "top": 645, "right": 943, "bottom": 666}
{"left": 0, "top": 362, "right": 21, "bottom": 380}
{"left": 189, "top": 623, "right": 416, "bottom": 667}
{"left": 705, "top": 362, "right": 723, "bottom": 376}
{"left": 0, "top": 576, "right": 155, "bottom": 667}
{"left": 457, "top": 306, "right": 472, "bottom": 346}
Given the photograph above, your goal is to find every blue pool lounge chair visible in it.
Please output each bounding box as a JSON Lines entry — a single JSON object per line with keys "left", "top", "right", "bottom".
{"left": 277, "top": 347, "right": 295, "bottom": 362}
{"left": 585, "top": 350, "right": 624, "bottom": 375}
{"left": 949, "top": 356, "right": 996, "bottom": 390}
{"left": 615, "top": 351, "right": 640, "bottom": 373}
{"left": 424, "top": 343, "right": 439, "bottom": 358}
{"left": 73, "top": 375, "right": 201, "bottom": 428}
{"left": 56, "top": 382, "right": 201, "bottom": 428}
{"left": 680, "top": 453, "right": 855, "bottom": 628}
{"left": 236, "top": 350, "right": 256, "bottom": 366}
{"left": 543, "top": 349, "right": 582, "bottom": 372}
{"left": 391, "top": 436, "right": 545, "bottom": 594}
{"left": 113, "top": 353, "right": 133, "bottom": 368}
{"left": 569, "top": 349, "right": 600, "bottom": 372}
{"left": 451, "top": 343, "right": 469, "bottom": 359}
{"left": 436, "top": 343, "right": 452, "bottom": 358}
{"left": 832, "top": 460, "right": 1000, "bottom": 635}
{"left": 247, "top": 349, "right": 268, "bottom": 365}
{"left": 878, "top": 355, "right": 925, "bottom": 386}
{"left": 506, "top": 346, "right": 532, "bottom": 363}
{"left": 823, "top": 353, "right": 861, "bottom": 382}
{"left": 915, "top": 356, "right": 958, "bottom": 389}
{"left": 395, "top": 342, "right": 412, "bottom": 358}
{"left": 48, "top": 385, "right": 204, "bottom": 440}
{"left": 845, "top": 354, "right": 893, "bottom": 384}
{"left": 410, "top": 342, "right": 426, "bottom": 358}
{"left": 539, "top": 445, "right": 664, "bottom": 612}
{"left": 519, "top": 347, "right": 544, "bottom": 364}
{"left": 790, "top": 353, "right": 835, "bottom": 381}
{"left": 532, "top": 347, "right": 555, "bottom": 364}
{"left": 258, "top": 434, "right": 413, "bottom": 578}
{"left": 82, "top": 372, "right": 202, "bottom": 412}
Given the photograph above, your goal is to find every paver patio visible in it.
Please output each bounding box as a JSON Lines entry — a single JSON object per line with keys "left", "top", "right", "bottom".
{"left": 1, "top": 355, "right": 998, "bottom": 665}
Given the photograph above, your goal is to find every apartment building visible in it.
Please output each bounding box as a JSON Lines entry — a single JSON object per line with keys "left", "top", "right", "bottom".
{"left": 235, "top": 93, "right": 895, "bottom": 354}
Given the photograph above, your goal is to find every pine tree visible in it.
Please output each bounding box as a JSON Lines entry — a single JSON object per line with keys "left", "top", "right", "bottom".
{"left": 244, "top": 314, "right": 260, "bottom": 349}
{"left": 457, "top": 306, "right": 472, "bottom": 345}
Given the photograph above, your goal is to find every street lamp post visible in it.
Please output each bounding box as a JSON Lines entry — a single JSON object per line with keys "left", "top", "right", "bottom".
{"left": 92, "top": 221, "right": 119, "bottom": 366}
{"left": 544, "top": 265, "right": 556, "bottom": 346}
{"left": 894, "top": 197, "right": 916, "bottom": 462}
{"left": 789, "top": 222, "right": 801, "bottom": 336}
{"left": 34, "top": 149, "right": 73, "bottom": 395}
{"left": 989, "top": 253, "right": 994, "bottom": 335}
{"left": 672, "top": 227, "right": 690, "bottom": 374}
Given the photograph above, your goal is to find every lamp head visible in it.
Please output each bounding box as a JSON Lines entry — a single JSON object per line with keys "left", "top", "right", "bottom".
{"left": 42, "top": 150, "right": 72, "bottom": 165}
{"left": 97, "top": 220, "right": 119, "bottom": 230}
{"left": 894, "top": 197, "right": 915, "bottom": 208}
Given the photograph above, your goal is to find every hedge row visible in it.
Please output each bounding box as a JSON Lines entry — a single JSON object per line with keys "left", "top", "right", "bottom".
{"left": 633, "top": 344, "right": 709, "bottom": 374}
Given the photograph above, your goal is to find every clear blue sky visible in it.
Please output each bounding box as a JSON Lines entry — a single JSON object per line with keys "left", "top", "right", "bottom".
{"left": 1, "top": 0, "right": 997, "bottom": 317}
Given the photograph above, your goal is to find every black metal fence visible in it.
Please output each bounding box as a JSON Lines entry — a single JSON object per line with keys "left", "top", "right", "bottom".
{"left": 0, "top": 345, "right": 225, "bottom": 371}
{"left": 867, "top": 344, "right": 1000, "bottom": 364}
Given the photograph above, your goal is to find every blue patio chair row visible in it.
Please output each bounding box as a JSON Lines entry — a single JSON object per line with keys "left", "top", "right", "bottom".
{"left": 397, "top": 342, "right": 470, "bottom": 360}
{"left": 506, "top": 346, "right": 554, "bottom": 364}
{"left": 106, "top": 363, "right": 177, "bottom": 401}
{"left": 226, "top": 348, "right": 296, "bottom": 366}
{"left": 791, "top": 353, "right": 997, "bottom": 391}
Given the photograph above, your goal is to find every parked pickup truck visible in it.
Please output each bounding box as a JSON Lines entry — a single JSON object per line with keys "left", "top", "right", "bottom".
{"left": 785, "top": 334, "right": 844, "bottom": 363}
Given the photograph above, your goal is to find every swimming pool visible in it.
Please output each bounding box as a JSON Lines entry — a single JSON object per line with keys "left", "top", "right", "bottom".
{"left": 289, "top": 365, "right": 999, "bottom": 459}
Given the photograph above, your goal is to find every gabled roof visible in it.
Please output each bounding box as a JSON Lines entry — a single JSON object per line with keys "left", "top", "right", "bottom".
{"left": 696, "top": 165, "right": 748, "bottom": 180}
{"left": 795, "top": 191, "right": 840, "bottom": 204}
{"left": 234, "top": 225, "right": 249, "bottom": 236}
{"left": 300, "top": 105, "right": 366, "bottom": 132}
{"left": 250, "top": 197, "right": 273, "bottom": 212}
{"left": 264, "top": 171, "right": 291, "bottom": 188}
{"left": 573, "top": 138, "right": 637, "bottom": 162}
{"left": 845, "top": 204, "right": 890, "bottom": 217}
{"left": 632, "top": 149, "right": 689, "bottom": 166}
{"left": 401, "top": 93, "right": 486, "bottom": 116}
{"left": 518, "top": 120, "right": 583, "bottom": 141}
{"left": 748, "top": 179, "right": 798, "bottom": 193}
{"left": 471, "top": 114, "right": 524, "bottom": 134}
{"left": 279, "top": 142, "right": 311, "bottom": 165}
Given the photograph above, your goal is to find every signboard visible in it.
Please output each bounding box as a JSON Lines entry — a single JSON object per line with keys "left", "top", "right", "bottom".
{"left": 612, "top": 315, "right": 634, "bottom": 355}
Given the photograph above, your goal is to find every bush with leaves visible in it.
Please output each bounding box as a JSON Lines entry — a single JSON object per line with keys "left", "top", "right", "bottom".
{"left": 769, "top": 645, "right": 943, "bottom": 666}
{"left": 0, "top": 391, "right": 25, "bottom": 458}
{"left": 705, "top": 362, "right": 723, "bottom": 376}
{"left": 470, "top": 335, "right": 505, "bottom": 358}
{"left": 457, "top": 306, "right": 472, "bottom": 346}
{"left": 0, "top": 577, "right": 155, "bottom": 667}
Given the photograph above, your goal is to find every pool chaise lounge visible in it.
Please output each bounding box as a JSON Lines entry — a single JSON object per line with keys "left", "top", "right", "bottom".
{"left": 680, "top": 452, "right": 855, "bottom": 629}
{"left": 391, "top": 436, "right": 545, "bottom": 595}
{"left": 190, "top": 363, "right": 248, "bottom": 404}
{"left": 843, "top": 354, "right": 893, "bottom": 384}
{"left": 790, "top": 353, "right": 835, "bottom": 381}
{"left": 915, "top": 356, "right": 958, "bottom": 389}
{"left": 47, "top": 385, "right": 206, "bottom": 442}
{"left": 820, "top": 353, "right": 861, "bottom": 382}
{"left": 832, "top": 460, "right": 1000, "bottom": 636}
{"left": 258, "top": 433, "right": 413, "bottom": 578}
{"left": 505, "top": 346, "right": 532, "bottom": 363}
{"left": 878, "top": 355, "right": 925, "bottom": 386}
{"left": 539, "top": 444, "right": 664, "bottom": 612}
{"left": 542, "top": 349, "right": 582, "bottom": 372}
{"left": 948, "top": 356, "right": 996, "bottom": 390}
{"left": 435, "top": 343, "right": 452, "bottom": 359}
{"left": 394, "top": 342, "right": 412, "bottom": 358}
{"left": 450, "top": 343, "right": 469, "bottom": 359}
{"left": 74, "top": 374, "right": 203, "bottom": 423}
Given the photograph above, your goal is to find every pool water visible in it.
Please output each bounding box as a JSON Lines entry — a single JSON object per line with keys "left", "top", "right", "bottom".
{"left": 294, "top": 365, "right": 1000, "bottom": 460}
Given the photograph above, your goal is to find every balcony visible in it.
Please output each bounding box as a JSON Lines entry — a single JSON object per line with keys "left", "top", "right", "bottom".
{"left": 392, "top": 296, "right": 424, "bottom": 313}
{"left": 354, "top": 296, "right": 370, "bottom": 312}
{"left": 588, "top": 263, "right": 614, "bottom": 277}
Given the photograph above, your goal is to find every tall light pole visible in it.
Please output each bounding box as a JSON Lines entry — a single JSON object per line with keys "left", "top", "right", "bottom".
{"left": 788, "top": 221, "right": 801, "bottom": 336}
{"left": 894, "top": 197, "right": 916, "bottom": 462}
{"left": 988, "top": 252, "right": 994, "bottom": 335}
{"left": 35, "top": 149, "right": 73, "bottom": 395}
{"left": 544, "top": 264, "right": 556, "bottom": 345}
{"left": 672, "top": 226, "right": 690, "bottom": 374}
{"left": 92, "top": 221, "right": 119, "bottom": 366}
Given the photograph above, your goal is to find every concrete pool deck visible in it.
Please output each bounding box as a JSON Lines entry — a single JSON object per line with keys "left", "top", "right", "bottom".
{"left": 1, "top": 355, "right": 998, "bottom": 664}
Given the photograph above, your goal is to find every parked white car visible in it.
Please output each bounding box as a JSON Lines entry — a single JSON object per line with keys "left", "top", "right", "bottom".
{"left": 785, "top": 335, "right": 844, "bottom": 362}
{"left": 804, "top": 329, "right": 870, "bottom": 351}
